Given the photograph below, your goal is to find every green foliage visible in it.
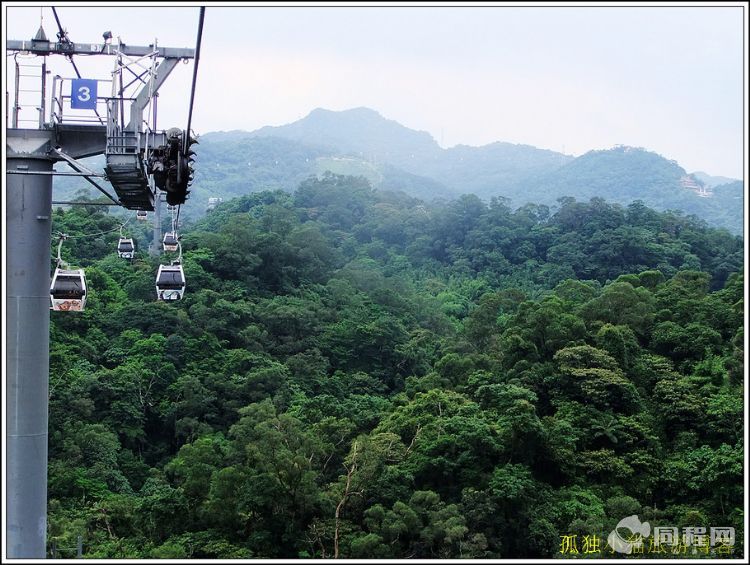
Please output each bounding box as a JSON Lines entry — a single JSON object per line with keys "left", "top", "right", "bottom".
{"left": 46, "top": 178, "right": 743, "bottom": 558}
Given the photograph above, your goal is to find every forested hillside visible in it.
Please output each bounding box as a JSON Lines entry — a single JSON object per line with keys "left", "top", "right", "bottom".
{"left": 514, "top": 147, "right": 745, "bottom": 234}
{"left": 239, "top": 108, "right": 744, "bottom": 234}
{"left": 47, "top": 174, "right": 743, "bottom": 558}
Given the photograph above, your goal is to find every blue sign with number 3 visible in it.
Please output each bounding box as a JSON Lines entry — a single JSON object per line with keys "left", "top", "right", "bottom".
{"left": 71, "top": 79, "right": 97, "bottom": 110}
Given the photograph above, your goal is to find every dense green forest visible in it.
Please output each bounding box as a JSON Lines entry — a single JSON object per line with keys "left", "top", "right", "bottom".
{"left": 48, "top": 174, "right": 743, "bottom": 558}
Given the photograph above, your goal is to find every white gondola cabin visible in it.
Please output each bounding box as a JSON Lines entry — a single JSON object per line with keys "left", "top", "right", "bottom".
{"left": 136, "top": 210, "right": 148, "bottom": 221}
{"left": 50, "top": 268, "right": 87, "bottom": 311}
{"left": 156, "top": 264, "right": 186, "bottom": 300}
{"left": 163, "top": 231, "right": 179, "bottom": 252}
{"left": 117, "top": 237, "right": 135, "bottom": 259}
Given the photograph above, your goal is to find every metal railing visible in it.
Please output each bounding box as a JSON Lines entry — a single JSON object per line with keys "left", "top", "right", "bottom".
{"left": 50, "top": 75, "right": 115, "bottom": 126}
{"left": 106, "top": 129, "right": 140, "bottom": 155}
{"left": 12, "top": 56, "right": 45, "bottom": 128}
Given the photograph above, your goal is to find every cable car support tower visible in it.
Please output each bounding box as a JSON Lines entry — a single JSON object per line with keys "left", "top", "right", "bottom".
{"left": 5, "top": 9, "right": 202, "bottom": 557}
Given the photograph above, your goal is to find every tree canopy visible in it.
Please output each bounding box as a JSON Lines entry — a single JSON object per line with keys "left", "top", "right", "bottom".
{"left": 46, "top": 174, "right": 743, "bottom": 558}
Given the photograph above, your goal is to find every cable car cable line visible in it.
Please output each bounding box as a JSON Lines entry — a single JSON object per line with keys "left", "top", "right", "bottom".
{"left": 185, "top": 7, "right": 205, "bottom": 139}
{"left": 52, "top": 215, "right": 132, "bottom": 241}
{"left": 156, "top": 6, "right": 200, "bottom": 294}
{"left": 51, "top": 7, "right": 105, "bottom": 125}
{"left": 51, "top": 8, "right": 82, "bottom": 79}
{"left": 162, "top": 7, "right": 204, "bottom": 207}
{"left": 52, "top": 201, "right": 121, "bottom": 207}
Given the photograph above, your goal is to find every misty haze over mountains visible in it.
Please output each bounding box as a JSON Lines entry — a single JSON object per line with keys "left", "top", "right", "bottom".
{"left": 60, "top": 107, "right": 743, "bottom": 234}
{"left": 197, "top": 107, "right": 742, "bottom": 233}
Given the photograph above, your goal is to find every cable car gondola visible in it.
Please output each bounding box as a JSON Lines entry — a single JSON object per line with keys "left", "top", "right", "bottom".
{"left": 163, "top": 231, "right": 179, "bottom": 252}
{"left": 50, "top": 268, "right": 87, "bottom": 311}
{"left": 137, "top": 210, "right": 148, "bottom": 221}
{"left": 156, "top": 263, "right": 186, "bottom": 301}
{"left": 117, "top": 237, "right": 135, "bottom": 259}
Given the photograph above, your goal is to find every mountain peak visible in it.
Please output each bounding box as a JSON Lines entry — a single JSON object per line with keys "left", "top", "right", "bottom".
{"left": 250, "top": 107, "right": 440, "bottom": 162}
{"left": 307, "top": 106, "right": 383, "bottom": 118}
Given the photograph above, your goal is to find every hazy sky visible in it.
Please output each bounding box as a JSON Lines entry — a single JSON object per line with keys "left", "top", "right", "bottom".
{"left": 4, "top": 2, "right": 746, "bottom": 178}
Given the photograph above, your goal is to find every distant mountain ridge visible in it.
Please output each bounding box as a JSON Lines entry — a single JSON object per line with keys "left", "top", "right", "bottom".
{"left": 225, "top": 107, "right": 741, "bottom": 233}
{"left": 245, "top": 107, "right": 575, "bottom": 200}
{"left": 60, "top": 107, "right": 743, "bottom": 234}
